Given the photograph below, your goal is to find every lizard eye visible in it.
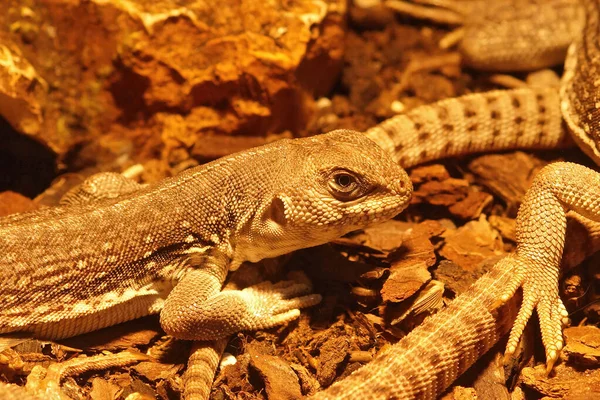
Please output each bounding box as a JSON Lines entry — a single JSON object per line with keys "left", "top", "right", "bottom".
{"left": 328, "top": 170, "right": 367, "bottom": 201}
{"left": 335, "top": 173, "right": 354, "bottom": 188}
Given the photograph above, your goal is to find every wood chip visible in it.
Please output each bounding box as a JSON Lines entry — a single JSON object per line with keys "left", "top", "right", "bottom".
{"left": 563, "top": 326, "right": 600, "bottom": 368}
{"left": 381, "top": 221, "right": 443, "bottom": 303}
{"left": 468, "top": 152, "right": 547, "bottom": 215}
{"left": 249, "top": 353, "right": 303, "bottom": 400}
{"left": 439, "top": 215, "right": 505, "bottom": 271}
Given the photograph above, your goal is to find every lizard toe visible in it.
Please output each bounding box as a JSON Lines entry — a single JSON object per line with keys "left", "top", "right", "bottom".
{"left": 538, "top": 295, "right": 567, "bottom": 371}
{"left": 505, "top": 287, "right": 536, "bottom": 358}
{"left": 274, "top": 294, "right": 322, "bottom": 313}
{"left": 265, "top": 309, "right": 301, "bottom": 328}
{"left": 496, "top": 252, "right": 566, "bottom": 372}
{"left": 493, "top": 256, "right": 526, "bottom": 309}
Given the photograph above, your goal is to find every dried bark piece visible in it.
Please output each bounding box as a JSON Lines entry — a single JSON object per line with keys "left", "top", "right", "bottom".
{"left": 314, "top": 336, "right": 350, "bottom": 387}
{"left": 132, "top": 362, "right": 182, "bottom": 383}
{"left": 350, "top": 219, "right": 408, "bottom": 253}
{"left": 468, "top": 152, "right": 547, "bottom": 215}
{"left": 381, "top": 221, "right": 444, "bottom": 303}
{"left": 470, "top": 353, "right": 511, "bottom": 400}
{"left": 448, "top": 190, "right": 493, "bottom": 220}
{"left": 444, "top": 386, "right": 477, "bottom": 400}
{"left": 410, "top": 164, "right": 492, "bottom": 219}
{"left": 213, "top": 352, "right": 254, "bottom": 395}
{"left": 290, "top": 363, "right": 320, "bottom": 397}
{"left": 439, "top": 215, "right": 505, "bottom": 272}
{"left": 89, "top": 378, "right": 121, "bottom": 400}
{"left": 488, "top": 215, "right": 516, "bottom": 242}
{"left": 386, "top": 279, "right": 444, "bottom": 327}
{"left": 435, "top": 257, "right": 501, "bottom": 296}
{"left": 563, "top": 326, "right": 600, "bottom": 368}
{"left": 249, "top": 353, "right": 303, "bottom": 400}
{"left": 381, "top": 261, "right": 431, "bottom": 303}
{"left": 520, "top": 363, "right": 600, "bottom": 398}
{"left": 410, "top": 164, "right": 450, "bottom": 184}
{"left": 412, "top": 177, "right": 469, "bottom": 207}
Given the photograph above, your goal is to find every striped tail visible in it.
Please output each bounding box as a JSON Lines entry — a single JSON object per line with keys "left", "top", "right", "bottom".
{"left": 311, "top": 257, "right": 520, "bottom": 400}
{"left": 366, "top": 87, "right": 571, "bottom": 168}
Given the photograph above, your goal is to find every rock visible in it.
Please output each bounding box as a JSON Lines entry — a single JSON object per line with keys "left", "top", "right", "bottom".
{"left": 0, "top": 40, "right": 46, "bottom": 138}
{"left": 1, "top": 0, "right": 346, "bottom": 170}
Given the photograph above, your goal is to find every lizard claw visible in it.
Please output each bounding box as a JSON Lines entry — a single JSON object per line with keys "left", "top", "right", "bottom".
{"left": 493, "top": 254, "right": 567, "bottom": 371}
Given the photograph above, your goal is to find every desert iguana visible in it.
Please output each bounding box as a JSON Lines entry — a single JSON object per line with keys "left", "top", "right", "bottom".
{"left": 385, "top": 0, "right": 583, "bottom": 71}
{"left": 314, "top": 0, "right": 600, "bottom": 398}
{"left": 0, "top": 130, "right": 412, "bottom": 397}
{"left": 0, "top": 2, "right": 595, "bottom": 400}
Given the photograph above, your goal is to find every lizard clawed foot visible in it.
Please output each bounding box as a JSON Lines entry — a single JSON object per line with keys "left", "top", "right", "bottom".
{"left": 239, "top": 280, "right": 322, "bottom": 329}
{"left": 492, "top": 255, "right": 569, "bottom": 372}
{"left": 162, "top": 270, "right": 323, "bottom": 340}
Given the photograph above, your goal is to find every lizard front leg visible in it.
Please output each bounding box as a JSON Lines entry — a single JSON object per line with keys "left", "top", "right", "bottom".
{"left": 59, "top": 171, "right": 144, "bottom": 205}
{"left": 60, "top": 172, "right": 322, "bottom": 340}
{"left": 160, "top": 254, "right": 321, "bottom": 340}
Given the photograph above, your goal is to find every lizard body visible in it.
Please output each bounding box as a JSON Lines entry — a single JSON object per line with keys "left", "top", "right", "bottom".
{"left": 316, "top": 0, "right": 600, "bottom": 398}
{"left": 385, "top": 0, "right": 584, "bottom": 71}
{"left": 0, "top": 130, "right": 411, "bottom": 342}
{"left": 0, "top": 2, "right": 597, "bottom": 399}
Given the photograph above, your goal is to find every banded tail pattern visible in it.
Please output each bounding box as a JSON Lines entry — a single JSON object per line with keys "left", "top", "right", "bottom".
{"left": 366, "top": 87, "right": 569, "bottom": 168}
{"left": 312, "top": 260, "right": 520, "bottom": 400}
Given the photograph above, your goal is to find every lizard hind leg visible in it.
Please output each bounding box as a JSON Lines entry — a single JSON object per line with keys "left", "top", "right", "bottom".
{"left": 495, "top": 162, "right": 600, "bottom": 371}
{"left": 59, "top": 171, "right": 144, "bottom": 206}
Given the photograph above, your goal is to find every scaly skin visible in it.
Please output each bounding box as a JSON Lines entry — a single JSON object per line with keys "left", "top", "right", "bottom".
{"left": 316, "top": 0, "right": 600, "bottom": 398}
{"left": 312, "top": 259, "right": 520, "bottom": 399}
{"left": 0, "top": 2, "right": 595, "bottom": 400}
{"left": 385, "top": 0, "right": 584, "bottom": 71}
{"left": 366, "top": 87, "right": 571, "bottom": 168}
{"left": 0, "top": 130, "right": 412, "bottom": 398}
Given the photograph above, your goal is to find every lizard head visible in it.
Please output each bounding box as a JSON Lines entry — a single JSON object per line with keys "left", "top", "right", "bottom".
{"left": 245, "top": 129, "right": 412, "bottom": 263}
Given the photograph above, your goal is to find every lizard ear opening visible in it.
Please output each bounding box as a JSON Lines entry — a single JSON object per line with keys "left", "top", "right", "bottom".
{"left": 259, "top": 196, "right": 287, "bottom": 237}
{"left": 264, "top": 196, "right": 287, "bottom": 225}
